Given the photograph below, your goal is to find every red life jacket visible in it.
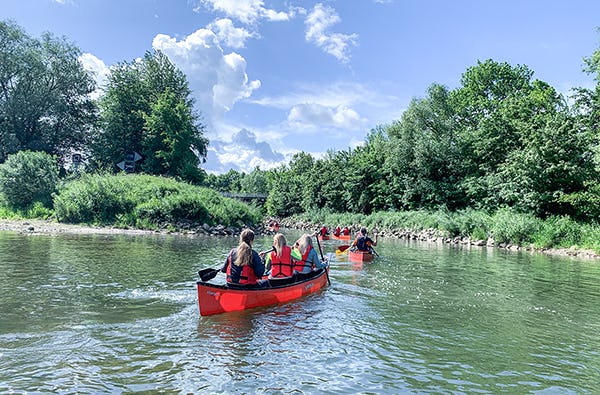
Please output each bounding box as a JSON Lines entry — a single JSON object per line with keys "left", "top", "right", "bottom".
{"left": 293, "top": 245, "right": 314, "bottom": 272}
{"left": 342, "top": 228, "right": 350, "bottom": 235}
{"left": 269, "top": 245, "right": 293, "bottom": 278}
{"left": 225, "top": 252, "right": 259, "bottom": 285}
{"left": 333, "top": 227, "right": 341, "bottom": 236}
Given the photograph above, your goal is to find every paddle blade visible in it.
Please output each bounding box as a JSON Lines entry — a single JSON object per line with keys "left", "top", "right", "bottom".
{"left": 337, "top": 245, "right": 350, "bottom": 252}
{"left": 198, "top": 268, "right": 220, "bottom": 282}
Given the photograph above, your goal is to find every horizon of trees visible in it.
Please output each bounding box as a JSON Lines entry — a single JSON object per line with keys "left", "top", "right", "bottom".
{"left": 3, "top": 19, "right": 600, "bottom": 224}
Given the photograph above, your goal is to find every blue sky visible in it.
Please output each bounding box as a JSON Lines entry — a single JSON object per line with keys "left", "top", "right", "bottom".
{"left": 2, "top": 0, "right": 600, "bottom": 173}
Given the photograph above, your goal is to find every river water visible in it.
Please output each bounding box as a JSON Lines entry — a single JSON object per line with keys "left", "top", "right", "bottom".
{"left": 1, "top": 229, "right": 599, "bottom": 394}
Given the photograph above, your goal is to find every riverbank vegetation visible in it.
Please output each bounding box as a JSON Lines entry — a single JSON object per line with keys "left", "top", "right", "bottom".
{"left": 2, "top": 20, "right": 600, "bottom": 253}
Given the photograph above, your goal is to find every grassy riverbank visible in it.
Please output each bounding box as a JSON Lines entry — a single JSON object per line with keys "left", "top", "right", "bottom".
{"left": 284, "top": 208, "right": 600, "bottom": 256}
{"left": 0, "top": 173, "right": 262, "bottom": 233}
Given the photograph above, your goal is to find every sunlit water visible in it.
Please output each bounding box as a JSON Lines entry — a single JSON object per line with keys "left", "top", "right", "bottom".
{"left": 1, "top": 230, "right": 600, "bottom": 393}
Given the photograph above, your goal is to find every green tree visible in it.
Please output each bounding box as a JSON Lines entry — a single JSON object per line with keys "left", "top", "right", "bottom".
{"left": 385, "top": 84, "right": 462, "bottom": 210}
{"left": 0, "top": 150, "right": 59, "bottom": 209}
{"left": 92, "top": 51, "right": 208, "bottom": 181}
{"left": 142, "top": 90, "right": 206, "bottom": 183}
{"left": 0, "top": 20, "right": 96, "bottom": 163}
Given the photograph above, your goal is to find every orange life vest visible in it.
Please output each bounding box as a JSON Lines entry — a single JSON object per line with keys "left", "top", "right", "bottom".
{"left": 225, "top": 252, "right": 259, "bottom": 285}
{"left": 293, "top": 246, "right": 314, "bottom": 272}
{"left": 269, "top": 245, "right": 293, "bottom": 278}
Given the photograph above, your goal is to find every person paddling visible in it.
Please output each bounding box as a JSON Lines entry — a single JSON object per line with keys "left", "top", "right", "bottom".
{"left": 221, "top": 229, "right": 267, "bottom": 288}
{"left": 292, "top": 234, "right": 327, "bottom": 274}
{"left": 351, "top": 227, "right": 377, "bottom": 252}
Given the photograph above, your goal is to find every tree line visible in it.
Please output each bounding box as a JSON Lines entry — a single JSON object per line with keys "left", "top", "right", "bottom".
{"left": 0, "top": 19, "right": 208, "bottom": 184}
{"left": 209, "top": 58, "right": 600, "bottom": 224}
{"left": 2, "top": 19, "right": 600, "bottom": 226}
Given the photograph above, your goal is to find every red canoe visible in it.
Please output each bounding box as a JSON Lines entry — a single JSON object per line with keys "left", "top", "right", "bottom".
{"left": 348, "top": 250, "right": 375, "bottom": 262}
{"left": 318, "top": 234, "right": 330, "bottom": 241}
{"left": 331, "top": 234, "right": 351, "bottom": 241}
{"left": 197, "top": 268, "right": 330, "bottom": 316}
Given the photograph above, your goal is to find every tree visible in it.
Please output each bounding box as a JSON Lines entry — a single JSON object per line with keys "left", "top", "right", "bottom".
{"left": 385, "top": 84, "right": 463, "bottom": 210}
{"left": 92, "top": 50, "right": 208, "bottom": 182}
{"left": 142, "top": 90, "right": 207, "bottom": 183}
{"left": 0, "top": 150, "right": 59, "bottom": 209}
{"left": 0, "top": 20, "right": 97, "bottom": 163}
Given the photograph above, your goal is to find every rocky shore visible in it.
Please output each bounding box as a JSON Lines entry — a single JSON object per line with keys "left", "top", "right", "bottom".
{"left": 276, "top": 218, "right": 600, "bottom": 260}
{"left": 2, "top": 217, "right": 598, "bottom": 260}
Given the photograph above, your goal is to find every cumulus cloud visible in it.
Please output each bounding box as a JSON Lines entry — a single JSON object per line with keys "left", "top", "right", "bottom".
{"left": 196, "top": 0, "right": 292, "bottom": 25}
{"left": 305, "top": 3, "right": 358, "bottom": 63}
{"left": 203, "top": 128, "right": 286, "bottom": 173}
{"left": 152, "top": 29, "right": 260, "bottom": 130}
{"left": 208, "top": 18, "right": 255, "bottom": 48}
{"left": 78, "top": 53, "right": 110, "bottom": 99}
{"left": 288, "top": 103, "right": 363, "bottom": 129}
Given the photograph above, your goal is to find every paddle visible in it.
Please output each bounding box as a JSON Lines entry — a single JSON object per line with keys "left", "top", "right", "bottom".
{"left": 198, "top": 267, "right": 220, "bottom": 282}
{"left": 336, "top": 244, "right": 350, "bottom": 254}
{"left": 314, "top": 232, "right": 331, "bottom": 285}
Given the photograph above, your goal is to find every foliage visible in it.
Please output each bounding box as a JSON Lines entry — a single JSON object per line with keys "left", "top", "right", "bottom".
{"left": 0, "top": 150, "right": 59, "bottom": 209}
{"left": 53, "top": 173, "right": 260, "bottom": 228}
{"left": 91, "top": 51, "right": 208, "bottom": 182}
{"left": 0, "top": 20, "right": 97, "bottom": 164}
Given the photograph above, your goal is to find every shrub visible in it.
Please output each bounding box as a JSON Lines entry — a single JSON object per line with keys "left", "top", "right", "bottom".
{"left": 0, "top": 150, "right": 59, "bottom": 210}
{"left": 53, "top": 173, "right": 260, "bottom": 228}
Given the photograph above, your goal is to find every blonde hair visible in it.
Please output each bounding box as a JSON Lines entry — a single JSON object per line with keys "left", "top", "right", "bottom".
{"left": 273, "top": 233, "right": 287, "bottom": 257}
{"left": 235, "top": 229, "right": 255, "bottom": 266}
{"left": 296, "top": 234, "right": 313, "bottom": 255}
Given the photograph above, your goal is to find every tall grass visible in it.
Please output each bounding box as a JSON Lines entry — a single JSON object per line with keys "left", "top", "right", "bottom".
{"left": 53, "top": 173, "right": 261, "bottom": 229}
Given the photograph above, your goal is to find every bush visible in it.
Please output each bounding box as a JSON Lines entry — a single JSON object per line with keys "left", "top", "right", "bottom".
{"left": 53, "top": 173, "right": 260, "bottom": 228}
{"left": 490, "top": 208, "right": 541, "bottom": 245}
{"left": 0, "top": 150, "right": 59, "bottom": 210}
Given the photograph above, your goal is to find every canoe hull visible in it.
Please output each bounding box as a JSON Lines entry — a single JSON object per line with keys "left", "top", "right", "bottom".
{"left": 348, "top": 250, "right": 374, "bottom": 262}
{"left": 197, "top": 268, "right": 329, "bottom": 316}
{"left": 318, "top": 235, "right": 330, "bottom": 241}
{"left": 332, "top": 234, "right": 351, "bottom": 241}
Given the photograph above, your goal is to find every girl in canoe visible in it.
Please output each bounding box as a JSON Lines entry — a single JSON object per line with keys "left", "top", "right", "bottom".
{"left": 292, "top": 234, "right": 327, "bottom": 274}
{"left": 221, "top": 229, "right": 267, "bottom": 288}
{"left": 265, "top": 233, "right": 294, "bottom": 279}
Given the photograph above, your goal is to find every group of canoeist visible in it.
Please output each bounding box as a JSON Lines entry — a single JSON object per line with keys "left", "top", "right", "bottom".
{"left": 319, "top": 225, "right": 378, "bottom": 253}
{"left": 220, "top": 229, "right": 328, "bottom": 288}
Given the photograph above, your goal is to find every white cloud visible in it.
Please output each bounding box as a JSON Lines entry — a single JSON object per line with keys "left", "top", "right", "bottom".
{"left": 288, "top": 103, "right": 363, "bottom": 129}
{"left": 196, "top": 0, "right": 293, "bottom": 25}
{"left": 78, "top": 53, "right": 110, "bottom": 99}
{"left": 208, "top": 18, "right": 255, "bottom": 48}
{"left": 203, "top": 128, "right": 286, "bottom": 173}
{"left": 152, "top": 29, "right": 260, "bottom": 131}
{"left": 305, "top": 3, "right": 357, "bottom": 63}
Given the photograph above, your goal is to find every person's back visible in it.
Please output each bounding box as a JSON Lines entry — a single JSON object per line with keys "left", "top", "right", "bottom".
{"left": 267, "top": 234, "right": 293, "bottom": 278}
{"left": 292, "top": 234, "right": 326, "bottom": 274}
{"left": 221, "top": 229, "right": 265, "bottom": 286}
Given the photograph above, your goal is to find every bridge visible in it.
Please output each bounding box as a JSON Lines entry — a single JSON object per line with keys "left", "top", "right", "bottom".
{"left": 221, "top": 192, "right": 268, "bottom": 204}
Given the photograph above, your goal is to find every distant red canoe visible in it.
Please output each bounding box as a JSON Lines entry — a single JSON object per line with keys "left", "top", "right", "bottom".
{"left": 197, "top": 268, "right": 329, "bottom": 316}
{"left": 331, "top": 234, "right": 351, "bottom": 241}
{"left": 348, "top": 250, "right": 374, "bottom": 262}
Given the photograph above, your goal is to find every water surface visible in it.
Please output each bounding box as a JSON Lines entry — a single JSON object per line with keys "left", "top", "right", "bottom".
{"left": 1, "top": 230, "right": 599, "bottom": 393}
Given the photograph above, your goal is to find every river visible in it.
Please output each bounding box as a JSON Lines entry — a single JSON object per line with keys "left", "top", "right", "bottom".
{"left": 1, "top": 229, "right": 599, "bottom": 394}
